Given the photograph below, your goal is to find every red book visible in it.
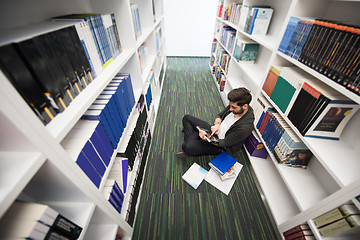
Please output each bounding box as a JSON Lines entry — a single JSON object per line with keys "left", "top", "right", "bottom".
{"left": 262, "top": 66, "right": 281, "bottom": 97}
{"left": 283, "top": 224, "right": 310, "bottom": 237}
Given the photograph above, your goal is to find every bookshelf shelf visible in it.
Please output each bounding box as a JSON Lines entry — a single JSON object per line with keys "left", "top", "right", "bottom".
{"left": 0, "top": 152, "right": 46, "bottom": 217}
{"left": 0, "top": 0, "right": 165, "bottom": 238}
{"left": 212, "top": 0, "right": 360, "bottom": 238}
{"left": 247, "top": 154, "right": 300, "bottom": 225}
{"left": 277, "top": 52, "right": 360, "bottom": 105}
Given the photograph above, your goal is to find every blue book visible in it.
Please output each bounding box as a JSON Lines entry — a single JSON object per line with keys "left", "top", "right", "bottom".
{"left": 145, "top": 84, "right": 152, "bottom": 109}
{"left": 82, "top": 109, "right": 117, "bottom": 148}
{"left": 293, "top": 19, "right": 315, "bottom": 60}
{"left": 67, "top": 149, "right": 102, "bottom": 188}
{"left": 208, "top": 152, "right": 237, "bottom": 176}
{"left": 118, "top": 73, "right": 136, "bottom": 108}
{"left": 278, "top": 17, "right": 300, "bottom": 53}
{"left": 95, "top": 122, "right": 115, "bottom": 155}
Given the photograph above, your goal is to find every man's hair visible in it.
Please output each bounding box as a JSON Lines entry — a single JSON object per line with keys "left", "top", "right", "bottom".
{"left": 227, "top": 87, "right": 252, "bottom": 106}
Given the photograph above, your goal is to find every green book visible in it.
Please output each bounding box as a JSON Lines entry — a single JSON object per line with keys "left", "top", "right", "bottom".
{"left": 270, "top": 76, "right": 296, "bottom": 113}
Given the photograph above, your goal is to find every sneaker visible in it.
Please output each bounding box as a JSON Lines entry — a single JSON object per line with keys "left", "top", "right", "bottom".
{"left": 176, "top": 151, "right": 189, "bottom": 158}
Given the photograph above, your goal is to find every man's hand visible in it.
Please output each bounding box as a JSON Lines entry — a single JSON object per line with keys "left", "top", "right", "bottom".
{"left": 198, "top": 129, "right": 208, "bottom": 141}
{"left": 211, "top": 123, "right": 220, "bottom": 136}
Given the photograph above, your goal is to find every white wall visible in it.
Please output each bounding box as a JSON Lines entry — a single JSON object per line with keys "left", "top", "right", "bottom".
{"left": 164, "top": 0, "right": 218, "bottom": 57}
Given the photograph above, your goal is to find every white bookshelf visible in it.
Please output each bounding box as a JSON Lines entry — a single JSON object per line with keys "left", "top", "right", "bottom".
{"left": 0, "top": 0, "right": 166, "bottom": 239}
{"left": 211, "top": 0, "right": 360, "bottom": 239}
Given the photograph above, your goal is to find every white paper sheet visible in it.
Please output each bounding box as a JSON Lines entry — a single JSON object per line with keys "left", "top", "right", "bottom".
{"left": 205, "top": 162, "right": 243, "bottom": 195}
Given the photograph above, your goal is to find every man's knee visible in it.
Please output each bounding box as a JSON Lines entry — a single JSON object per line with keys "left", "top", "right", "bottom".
{"left": 182, "top": 141, "right": 195, "bottom": 155}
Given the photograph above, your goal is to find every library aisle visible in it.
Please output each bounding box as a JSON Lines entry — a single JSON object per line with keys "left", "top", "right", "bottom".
{"left": 132, "top": 57, "right": 280, "bottom": 239}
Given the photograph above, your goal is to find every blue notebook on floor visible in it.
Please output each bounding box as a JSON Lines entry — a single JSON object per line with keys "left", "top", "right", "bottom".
{"left": 209, "top": 152, "right": 237, "bottom": 176}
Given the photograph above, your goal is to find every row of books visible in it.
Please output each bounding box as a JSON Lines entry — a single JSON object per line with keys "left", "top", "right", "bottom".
{"left": 211, "top": 64, "right": 226, "bottom": 92}
{"left": 220, "top": 26, "right": 237, "bottom": 54}
{"left": 217, "top": 3, "right": 273, "bottom": 36}
{"left": 82, "top": 73, "right": 136, "bottom": 149}
{"left": 279, "top": 17, "right": 360, "bottom": 95}
{"left": 131, "top": 4, "right": 142, "bottom": 40}
{"left": 313, "top": 203, "right": 360, "bottom": 237}
{"left": 0, "top": 25, "right": 94, "bottom": 125}
{"left": 62, "top": 120, "right": 113, "bottom": 188}
{"left": 254, "top": 96, "right": 313, "bottom": 168}
{"left": 0, "top": 201, "right": 82, "bottom": 239}
{"left": 103, "top": 178, "right": 126, "bottom": 214}
{"left": 233, "top": 36, "right": 259, "bottom": 63}
{"left": 118, "top": 95, "right": 149, "bottom": 171}
{"left": 262, "top": 65, "right": 359, "bottom": 140}
{"left": 215, "top": 47, "right": 231, "bottom": 75}
{"left": 53, "top": 13, "right": 122, "bottom": 74}
{"left": 126, "top": 128, "right": 151, "bottom": 226}
{"left": 221, "top": 3, "right": 242, "bottom": 26}
{"left": 283, "top": 224, "right": 314, "bottom": 240}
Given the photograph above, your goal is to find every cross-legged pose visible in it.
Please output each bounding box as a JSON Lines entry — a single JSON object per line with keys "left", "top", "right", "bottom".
{"left": 177, "top": 87, "right": 255, "bottom": 158}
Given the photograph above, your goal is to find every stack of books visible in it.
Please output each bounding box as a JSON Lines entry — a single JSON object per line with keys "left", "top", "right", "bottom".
{"left": 208, "top": 152, "right": 238, "bottom": 180}
{"left": 279, "top": 17, "right": 360, "bottom": 96}
{"left": 283, "top": 224, "right": 314, "bottom": 240}
{"left": 0, "top": 201, "right": 82, "bottom": 239}
{"left": 313, "top": 203, "right": 360, "bottom": 237}
{"left": 262, "top": 66, "right": 359, "bottom": 140}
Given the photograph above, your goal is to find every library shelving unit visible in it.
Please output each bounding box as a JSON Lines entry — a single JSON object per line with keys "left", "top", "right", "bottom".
{"left": 0, "top": 0, "right": 166, "bottom": 239}
{"left": 210, "top": 0, "right": 360, "bottom": 239}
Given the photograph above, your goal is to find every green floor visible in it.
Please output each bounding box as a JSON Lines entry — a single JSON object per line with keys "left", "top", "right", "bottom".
{"left": 132, "top": 57, "right": 280, "bottom": 240}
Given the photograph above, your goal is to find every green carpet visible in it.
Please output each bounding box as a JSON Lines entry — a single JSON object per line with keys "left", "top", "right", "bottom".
{"left": 132, "top": 57, "right": 280, "bottom": 240}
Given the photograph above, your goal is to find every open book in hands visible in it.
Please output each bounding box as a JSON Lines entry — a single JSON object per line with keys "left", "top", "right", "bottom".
{"left": 196, "top": 126, "right": 219, "bottom": 144}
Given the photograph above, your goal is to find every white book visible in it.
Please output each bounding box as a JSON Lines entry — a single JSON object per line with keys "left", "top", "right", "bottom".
{"left": 182, "top": 163, "right": 208, "bottom": 189}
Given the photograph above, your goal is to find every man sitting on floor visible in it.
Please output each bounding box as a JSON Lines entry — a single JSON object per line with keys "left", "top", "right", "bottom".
{"left": 177, "top": 87, "right": 255, "bottom": 158}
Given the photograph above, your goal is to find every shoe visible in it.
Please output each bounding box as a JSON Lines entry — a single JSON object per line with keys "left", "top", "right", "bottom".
{"left": 176, "top": 151, "right": 189, "bottom": 158}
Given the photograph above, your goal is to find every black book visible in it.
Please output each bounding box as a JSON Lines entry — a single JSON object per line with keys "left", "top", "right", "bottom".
{"left": 299, "top": 94, "right": 330, "bottom": 135}
{"left": 323, "top": 26, "right": 354, "bottom": 77}
{"left": 332, "top": 29, "right": 360, "bottom": 85}
{"left": 316, "top": 24, "right": 348, "bottom": 74}
{"left": 56, "top": 27, "right": 86, "bottom": 92}
{"left": 44, "top": 30, "right": 79, "bottom": 98}
{"left": 346, "top": 61, "right": 360, "bottom": 92}
{"left": 0, "top": 44, "right": 57, "bottom": 124}
{"left": 339, "top": 47, "right": 360, "bottom": 87}
{"left": 287, "top": 82, "right": 320, "bottom": 130}
{"left": 309, "top": 21, "right": 335, "bottom": 69}
{"left": 66, "top": 26, "right": 94, "bottom": 84}
{"left": 32, "top": 34, "right": 73, "bottom": 108}
{"left": 298, "top": 19, "right": 321, "bottom": 63}
{"left": 326, "top": 26, "right": 358, "bottom": 80}
{"left": 14, "top": 39, "right": 65, "bottom": 113}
